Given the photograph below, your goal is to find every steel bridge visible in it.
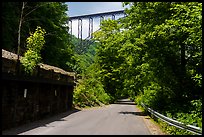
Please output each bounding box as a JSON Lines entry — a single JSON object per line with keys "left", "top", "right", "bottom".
{"left": 68, "top": 10, "right": 126, "bottom": 49}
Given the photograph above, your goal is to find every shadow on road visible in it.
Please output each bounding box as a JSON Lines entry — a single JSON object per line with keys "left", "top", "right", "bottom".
{"left": 113, "top": 99, "right": 136, "bottom": 105}
{"left": 119, "top": 111, "right": 147, "bottom": 116}
{"left": 2, "top": 108, "right": 81, "bottom": 135}
{"left": 113, "top": 102, "right": 136, "bottom": 105}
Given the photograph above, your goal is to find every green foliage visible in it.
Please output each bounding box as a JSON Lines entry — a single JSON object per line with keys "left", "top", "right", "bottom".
{"left": 2, "top": 2, "right": 76, "bottom": 72}
{"left": 73, "top": 60, "right": 111, "bottom": 107}
{"left": 72, "top": 39, "right": 98, "bottom": 74}
{"left": 26, "top": 26, "right": 46, "bottom": 52}
{"left": 93, "top": 2, "right": 202, "bottom": 135}
{"left": 20, "top": 26, "right": 46, "bottom": 74}
{"left": 71, "top": 34, "right": 113, "bottom": 107}
{"left": 159, "top": 120, "right": 194, "bottom": 135}
{"left": 2, "top": 2, "right": 20, "bottom": 51}
{"left": 93, "top": 19, "right": 126, "bottom": 99}
{"left": 37, "top": 2, "right": 75, "bottom": 71}
{"left": 159, "top": 99, "right": 202, "bottom": 135}
{"left": 73, "top": 77, "right": 111, "bottom": 108}
{"left": 4, "top": 2, "right": 202, "bottom": 134}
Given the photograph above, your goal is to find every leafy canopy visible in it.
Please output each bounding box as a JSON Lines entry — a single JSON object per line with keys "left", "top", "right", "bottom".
{"left": 20, "top": 26, "right": 46, "bottom": 74}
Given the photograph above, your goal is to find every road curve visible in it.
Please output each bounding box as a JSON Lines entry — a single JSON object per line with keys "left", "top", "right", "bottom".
{"left": 3, "top": 99, "right": 151, "bottom": 135}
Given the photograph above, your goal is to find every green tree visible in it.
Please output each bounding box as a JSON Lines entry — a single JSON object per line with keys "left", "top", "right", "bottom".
{"left": 2, "top": 2, "right": 21, "bottom": 52}
{"left": 93, "top": 19, "right": 127, "bottom": 99}
{"left": 93, "top": 3, "right": 202, "bottom": 133}
{"left": 20, "top": 26, "right": 46, "bottom": 74}
{"left": 2, "top": 2, "right": 76, "bottom": 72}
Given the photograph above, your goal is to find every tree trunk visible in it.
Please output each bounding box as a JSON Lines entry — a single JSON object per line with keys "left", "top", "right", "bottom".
{"left": 17, "top": 2, "right": 25, "bottom": 60}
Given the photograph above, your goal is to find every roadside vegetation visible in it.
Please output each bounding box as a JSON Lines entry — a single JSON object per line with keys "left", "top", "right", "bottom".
{"left": 2, "top": 2, "right": 202, "bottom": 135}
{"left": 74, "top": 2, "right": 202, "bottom": 135}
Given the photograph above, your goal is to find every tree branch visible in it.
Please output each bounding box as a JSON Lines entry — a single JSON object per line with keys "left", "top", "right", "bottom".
{"left": 23, "top": 3, "right": 50, "bottom": 20}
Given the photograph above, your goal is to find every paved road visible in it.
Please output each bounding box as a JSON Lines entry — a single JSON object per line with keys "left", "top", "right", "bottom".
{"left": 2, "top": 99, "right": 151, "bottom": 135}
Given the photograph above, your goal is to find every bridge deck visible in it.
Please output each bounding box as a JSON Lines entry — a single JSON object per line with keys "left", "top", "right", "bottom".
{"left": 69, "top": 10, "right": 125, "bottom": 20}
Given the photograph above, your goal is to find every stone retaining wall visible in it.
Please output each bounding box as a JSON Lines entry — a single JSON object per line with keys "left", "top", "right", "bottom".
{"left": 2, "top": 49, "right": 76, "bottom": 130}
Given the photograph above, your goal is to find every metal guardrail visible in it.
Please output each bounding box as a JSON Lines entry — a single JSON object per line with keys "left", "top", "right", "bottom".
{"left": 141, "top": 103, "right": 202, "bottom": 135}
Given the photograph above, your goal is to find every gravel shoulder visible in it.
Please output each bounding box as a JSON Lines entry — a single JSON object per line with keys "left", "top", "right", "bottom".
{"left": 136, "top": 107, "right": 167, "bottom": 135}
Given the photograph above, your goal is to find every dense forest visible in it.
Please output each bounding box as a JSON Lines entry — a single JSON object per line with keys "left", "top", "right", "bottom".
{"left": 2, "top": 2, "right": 75, "bottom": 71}
{"left": 74, "top": 2, "right": 202, "bottom": 135}
{"left": 2, "top": 2, "right": 202, "bottom": 135}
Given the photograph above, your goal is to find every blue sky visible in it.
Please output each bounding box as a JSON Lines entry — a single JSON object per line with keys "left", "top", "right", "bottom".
{"left": 65, "top": 2, "right": 129, "bottom": 39}
{"left": 66, "top": 2, "right": 127, "bottom": 17}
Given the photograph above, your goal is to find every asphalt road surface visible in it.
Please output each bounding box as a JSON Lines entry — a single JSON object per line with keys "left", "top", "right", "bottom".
{"left": 3, "top": 99, "right": 151, "bottom": 135}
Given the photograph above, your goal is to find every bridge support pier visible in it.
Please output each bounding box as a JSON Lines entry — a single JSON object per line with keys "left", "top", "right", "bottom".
{"left": 68, "top": 10, "right": 125, "bottom": 48}
{"left": 89, "top": 17, "right": 93, "bottom": 38}
{"left": 78, "top": 18, "right": 82, "bottom": 46}
{"left": 100, "top": 16, "right": 104, "bottom": 24}
{"left": 69, "top": 20, "right": 72, "bottom": 35}
{"left": 112, "top": 14, "right": 115, "bottom": 20}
